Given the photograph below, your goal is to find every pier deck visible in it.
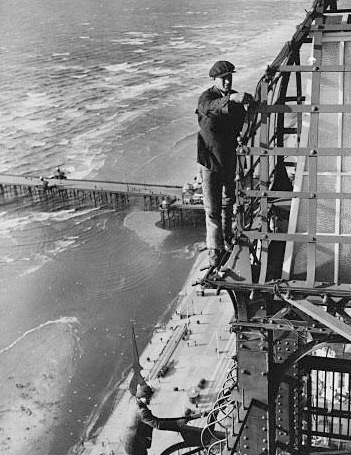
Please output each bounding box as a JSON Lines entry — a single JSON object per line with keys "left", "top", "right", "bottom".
{"left": 0, "top": 173, "right": 183, "bottom": 200}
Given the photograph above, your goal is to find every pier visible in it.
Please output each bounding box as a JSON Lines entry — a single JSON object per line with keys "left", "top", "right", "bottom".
{"left": 0, "top": 173, "right": 204, "bottom": 226}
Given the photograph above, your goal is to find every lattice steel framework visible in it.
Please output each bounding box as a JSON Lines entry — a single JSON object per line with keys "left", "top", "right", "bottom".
{"left": 199, "top": 1, "right": 351, "bottom": 454}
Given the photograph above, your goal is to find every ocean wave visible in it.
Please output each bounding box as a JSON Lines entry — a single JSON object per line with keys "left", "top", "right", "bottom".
{"left": 104, "top": 62, "right": 131, "bottom": 73}
{"left": 0, "top": 207, "right": 99, "bottom": 236}
{"left": 104, "top": 59, "right": 154, "bottom": 74}
{"left": 169, "top": 41, "right": 205, "bottom": 50}
{"left": 116, "top": 77, "right": 173, "bottom": 101}
{"left": 147, "top": 67, "right": 174, "bottom": 76}
{"left": 124, "top": 31, "right": 158, "bottom": 38}
{"left": 52, "top": 52, "right": 70, "bottom": 57}
{"left": 0, "top": 316, "right": 80, "bottom": 356}
{"left": 27, "top": 92, "right": 48, "bottom": 98}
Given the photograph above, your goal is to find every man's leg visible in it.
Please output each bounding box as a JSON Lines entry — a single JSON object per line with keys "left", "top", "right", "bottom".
{"left": 222, "top": 176, "right": 235, "bottom": 250}
{"left": 201, "top": 166, "right": 224, "bottom": 265}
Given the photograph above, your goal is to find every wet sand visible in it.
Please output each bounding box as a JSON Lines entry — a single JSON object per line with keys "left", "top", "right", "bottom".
{"left": 124, "top": 212, "right": 172, "bottom": 249}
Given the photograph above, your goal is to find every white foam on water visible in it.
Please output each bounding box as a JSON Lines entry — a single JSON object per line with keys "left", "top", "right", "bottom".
{"left": 169, "top": 41, "right": 205, "bottom": 50}
{"left": 147, "top": 67, "right": 174, "bottom": 76}
{"left": 64, "top": 150, "right": 107, "bottom": 180}
{"left": 0, "top": 316, "right": 80, "bottom": 356}
{"left": 52, "top": 52, "right": 70, "bottom": 57}
{"left": 2, "top": 255, "right": 15, "bottom": 263}
{"left": 124, "top": 31, "right": 158, "bottom": 38}
{"left": 0, "top": 207, "right": 99, "bottom": 237}
{"left": 104, "top": 60, "right": 155, "bottom": 74}
{"left": 120, "top": 38, "right": 153, "bottom": 46}
{"left": 31, "top": 141, "right": 46, "bottom": 148}
{"left": 104, "top": 62, "right": 130, "bottom": 73}
{"left": 116, "top": 77, "right": 173, "bottom": 101}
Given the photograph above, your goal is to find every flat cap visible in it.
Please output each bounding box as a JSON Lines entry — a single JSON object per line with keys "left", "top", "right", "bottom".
{"left": 209, "top": 60, "right": 236, "bottom": 78}
{"left": 136, "top": 384, "right": 153, "bottom": 398}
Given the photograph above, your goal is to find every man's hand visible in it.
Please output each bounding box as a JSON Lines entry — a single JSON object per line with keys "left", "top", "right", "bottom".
{"left": 176, "top": 418, "right": 189, "bottom": 428}
{"left": 230, "top": 92, "right": 254, "bottom": 104}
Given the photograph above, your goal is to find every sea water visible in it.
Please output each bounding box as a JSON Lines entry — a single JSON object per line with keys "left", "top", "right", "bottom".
{"left": 0, "top": 0, "right": 311, "bottom": 452}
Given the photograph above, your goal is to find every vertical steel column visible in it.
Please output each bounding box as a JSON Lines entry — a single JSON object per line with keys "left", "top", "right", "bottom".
{"left": 306, "top": 5, "right": 323, "bottom": 287}
{"left": 258, "top": 77, "right": 270, "bottom": 285}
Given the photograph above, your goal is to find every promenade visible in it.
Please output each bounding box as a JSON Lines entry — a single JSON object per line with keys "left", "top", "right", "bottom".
{"left": 80, "top": 251, "right": 237, "bottom": 455}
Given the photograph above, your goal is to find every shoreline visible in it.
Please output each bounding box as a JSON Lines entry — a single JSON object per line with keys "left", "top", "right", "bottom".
{"left": 76, "top": 250, "right": 237, "bottom": 455}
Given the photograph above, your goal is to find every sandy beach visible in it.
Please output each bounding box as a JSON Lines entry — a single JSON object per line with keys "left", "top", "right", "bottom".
{"left": 0, "top": 318, "right": 79, "bottom": 455}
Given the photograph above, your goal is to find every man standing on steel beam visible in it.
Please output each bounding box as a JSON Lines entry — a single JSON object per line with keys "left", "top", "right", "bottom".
{"left": 196, "top": 60, "right": 252, "bottom": 267}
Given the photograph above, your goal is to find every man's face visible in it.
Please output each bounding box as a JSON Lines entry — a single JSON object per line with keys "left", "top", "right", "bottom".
{"left": 214, "top": 73, "right": 232, "bottom": 94}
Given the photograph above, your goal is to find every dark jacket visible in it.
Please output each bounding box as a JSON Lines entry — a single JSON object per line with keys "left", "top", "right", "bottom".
{"left": 122, "top": 398, "right": 179, "bottom": 455}
{"left": 196, "top": 86, "right": 247, "bottom": 173}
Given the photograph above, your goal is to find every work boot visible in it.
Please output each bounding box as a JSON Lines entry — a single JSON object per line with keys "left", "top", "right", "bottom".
{"left": 208, "top": 249, "right": 224, "bottom": 267}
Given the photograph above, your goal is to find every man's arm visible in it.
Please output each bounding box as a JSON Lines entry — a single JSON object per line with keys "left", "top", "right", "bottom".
{"left": 140, "top": 407, "right": 186, "bottom": 432}
{"left": 197, "top": 89, "right": 231, "bottom": 117}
